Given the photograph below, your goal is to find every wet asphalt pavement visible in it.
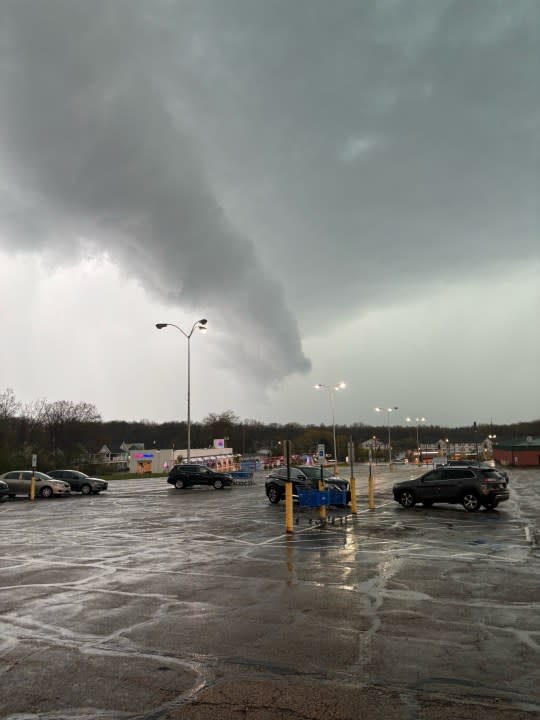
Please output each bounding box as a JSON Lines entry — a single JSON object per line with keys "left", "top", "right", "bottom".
{"left": 0, "top": 466, "right": 539, "bottom": 719}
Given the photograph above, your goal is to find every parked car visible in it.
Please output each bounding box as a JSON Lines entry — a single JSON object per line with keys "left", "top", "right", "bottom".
{"left": 167, "top": 464, "right": 233, "bottom": 490}
{"left": 265, "top": 465, "right": 351, "bottom": 505}
{"left": 446, "top": 460, "right": 509, "bottom": 485}
{"left": 0, "top": 471, "right": 71, "bottom": 498}
{"left": 392, "top": 466, "right": 509, "bottom": 512}
{"left": 0, "top": 479, "right": 15, "bottom": 501}
{"left": 47, "top": 469, "right": 108, "bottom": 495}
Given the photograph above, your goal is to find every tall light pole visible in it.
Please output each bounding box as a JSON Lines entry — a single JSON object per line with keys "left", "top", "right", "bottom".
{"left": 488, "top": 433, "right": 497, "bottom": 460}
{"left": 156, "top": 318, "right": 208, "bottom": 461}
{"left": 374, "top": 406, "right": 398, "bottom": 468}
{"left": 314, "top": 382, "right": 346, "bottom": 467}
{"left": 406, "top": 416, "right": 426, "bottom": 463}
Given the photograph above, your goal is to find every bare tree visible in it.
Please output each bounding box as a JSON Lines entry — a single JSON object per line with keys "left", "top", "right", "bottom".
{"left": 42, "top": 400, "right": 102, "bottom": 464}
{"left": 0, "top": 388, "right": 20, "bottom": 420}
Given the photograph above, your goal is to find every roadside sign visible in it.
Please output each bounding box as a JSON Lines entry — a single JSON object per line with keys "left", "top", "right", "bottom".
{"left": 317, "top": 444, "right": 325, "bottom": 465}
{"left": 31, "top": 454, "right": 37, "bottom": 469}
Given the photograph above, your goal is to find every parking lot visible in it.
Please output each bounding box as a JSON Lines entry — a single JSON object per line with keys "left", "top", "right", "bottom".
{"left": 1, "top": 466, "right": 539, "bottom": 719}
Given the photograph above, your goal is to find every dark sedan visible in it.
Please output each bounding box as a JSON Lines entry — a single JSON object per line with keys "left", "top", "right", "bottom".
{"left": 47, "top": 469, "right": 108, "bottom": 495}
{"left": 0, "top": 479, "right": 14, "bottom": 501}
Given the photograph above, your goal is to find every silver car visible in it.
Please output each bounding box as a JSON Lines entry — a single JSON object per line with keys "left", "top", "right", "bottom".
{"left": 0, "top": 471, "right": 71, "bottom": 498}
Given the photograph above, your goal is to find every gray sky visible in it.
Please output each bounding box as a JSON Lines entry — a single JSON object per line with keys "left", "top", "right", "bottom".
{"left": 0, "top": 0, "right": 538, "bottom": 429}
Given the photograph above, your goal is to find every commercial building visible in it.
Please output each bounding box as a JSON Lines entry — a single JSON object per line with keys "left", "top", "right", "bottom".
{"left": 128, "top": 447, "right": 235, "bottom": 474}
{"left": 494, "top": 438, "right": 540, "bottom": 467}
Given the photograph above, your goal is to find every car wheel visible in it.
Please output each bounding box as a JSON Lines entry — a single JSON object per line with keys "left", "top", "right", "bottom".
{"left": 462, "top": 492, "right": 480, "bottom": 512}
{"left": 267, "top": 485, "right": 282, "bottom": 504}
{"left": 399, "top": 489, "right": 415, "bottom": 508}
{"left": 80, "top": 484, "right": 92, "bottom": 495}
{"left": 422, "top": 500, "right": 434, "bottom": 508}
{"left": 213, "top": 479, "right": 224, "bottom": 490}
{"left": 40, "top": 486, "right": 53, "bottom": 499}
{"left": 174, "top": 478, "right": 185, "bottom": 489}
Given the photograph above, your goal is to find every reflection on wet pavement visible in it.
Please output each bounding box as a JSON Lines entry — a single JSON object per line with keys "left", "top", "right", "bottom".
{"left": 0, "top": 467, "right": 538, "bottom": 718}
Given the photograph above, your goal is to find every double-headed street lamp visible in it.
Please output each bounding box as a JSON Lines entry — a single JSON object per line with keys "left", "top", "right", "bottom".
{"left": 314, "top": 382, "right": 346, "bottom": 466}
{"left": 406, "top": 416, "right": 426, "bottom": 462}
{"left": 155, "top": 318, "right": 207, "bottom": 461}
{"left": 374, "top": 406, "right": 398, "bottom": 468}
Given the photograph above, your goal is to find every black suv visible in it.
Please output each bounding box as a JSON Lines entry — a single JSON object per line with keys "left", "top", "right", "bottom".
{"left": 446, "top": 460, "right": 509, "bottom": 485}
{"left": 393, "top": 466, "right": 510, "bottom": 512}
{"left": 167, "top": 464, "right": 233, "bottom": 490}
{"left": 265, "top": 466, "right": 350, "bottom": 505}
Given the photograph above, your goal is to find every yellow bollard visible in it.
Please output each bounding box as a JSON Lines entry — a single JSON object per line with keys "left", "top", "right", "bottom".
{"left": 350, "top": 476, "right": 357, "bottom": 514}
{"left": 285, "top": 481, "right": 294, "bottom": 534}
{"left": 368, "top": 466, "right": 375, "bottom": 510}
{"left": 319, "top": 476, "right": 326, "bottom": 521}
{"left": 30, "top": 474, "right": 36, "bottom": 502}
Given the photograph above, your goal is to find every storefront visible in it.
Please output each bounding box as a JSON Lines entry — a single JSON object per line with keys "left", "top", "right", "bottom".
{"left": 128, "top": 447, "right": 235, "bottom": 474}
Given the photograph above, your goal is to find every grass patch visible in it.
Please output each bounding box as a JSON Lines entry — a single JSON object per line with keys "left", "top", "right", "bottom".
{"left": 103, "top": 472, "right": 167, "bottom": 481}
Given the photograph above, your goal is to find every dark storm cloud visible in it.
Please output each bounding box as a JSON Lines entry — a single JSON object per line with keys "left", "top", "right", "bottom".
{"left": 0, "top": 0, "right": 310, "bottom": 382}
{"left": 184, "top": 0, "right": 538, "bottom": 326}
{"left": 0, "top": 1, "right": 537, "bottom": 362}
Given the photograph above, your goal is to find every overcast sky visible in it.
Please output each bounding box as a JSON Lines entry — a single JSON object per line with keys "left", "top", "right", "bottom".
{"left": 0, "top": 0, "right": 538, "bottom": 431}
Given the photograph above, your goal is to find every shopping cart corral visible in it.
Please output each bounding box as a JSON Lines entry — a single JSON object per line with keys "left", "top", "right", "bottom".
{"left": 230, "top": 471, "right": 255, "bottom": 486}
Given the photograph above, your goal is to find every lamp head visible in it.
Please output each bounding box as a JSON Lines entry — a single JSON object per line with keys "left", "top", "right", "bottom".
{"left": 156, "top": 323, "right": 168, "bottom": 329}
{"left": 314, "top": 383, "right": 324, "bottom": 389}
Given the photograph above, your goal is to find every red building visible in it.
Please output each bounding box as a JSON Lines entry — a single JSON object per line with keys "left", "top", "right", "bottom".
{"left": 494, "top": 439, "right": 540, "bottom": 467}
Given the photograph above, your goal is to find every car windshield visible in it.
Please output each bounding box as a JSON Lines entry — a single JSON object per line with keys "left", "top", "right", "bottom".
{"left": 481, "top": 470, "right": 502, "bottom": 480}
{"left": 299, "top": 467, "right": 334, "bottom": 480}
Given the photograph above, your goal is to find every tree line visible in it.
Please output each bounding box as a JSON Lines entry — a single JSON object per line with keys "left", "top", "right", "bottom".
{"left": 1, "top": 388, "right": 539, "bottom": 473}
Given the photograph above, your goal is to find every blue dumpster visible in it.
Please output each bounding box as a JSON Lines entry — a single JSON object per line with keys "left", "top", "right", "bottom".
{"left": 297, "top": 489, "right": 330, "bottom": 507}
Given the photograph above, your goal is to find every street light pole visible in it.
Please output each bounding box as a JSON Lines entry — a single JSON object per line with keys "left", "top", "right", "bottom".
{"left": 488, "top": 433, "right": 497, "bottom": 460}
{"left": 406, "top": 416, "right": 426, "bottom": 463}
{"left": 374, "top": 406, "right": 398, "bottom": 468}
{"left": 156, "top": 318, "right": 208, "bottom": 462}
{"left": 315, "top": 382, "right": 346, "bottom": 468}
